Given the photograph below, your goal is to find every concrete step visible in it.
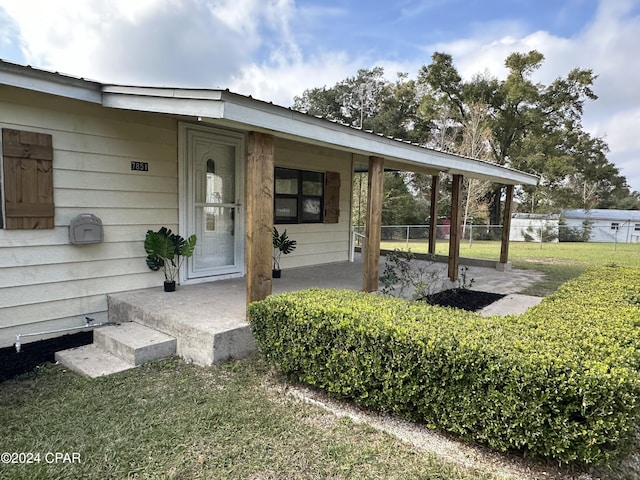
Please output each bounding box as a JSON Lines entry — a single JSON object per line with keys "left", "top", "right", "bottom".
{"left": 108, "top": 288, "right": 256, "bottom": 366}
{"left": 55, "top": 344, "right": 133, "bottom": 378}
{"left": 94, "top": 322, "right": 176, "bottom": 366}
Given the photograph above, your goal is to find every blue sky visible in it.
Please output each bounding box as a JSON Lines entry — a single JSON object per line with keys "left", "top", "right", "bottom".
{"left": 1, "top": 0, "right": 639, "bottom": 193}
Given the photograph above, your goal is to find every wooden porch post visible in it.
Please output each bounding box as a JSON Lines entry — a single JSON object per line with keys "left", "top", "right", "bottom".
{"left": 246, "top": 132, "right": 274, "bottom": 305}
{"left": 448, "top": 174, "right": 463, "bottom": 282}
{"left": 363, "top": 156, "right": 384, "bottom": 292}
{"left": 428, "top": 174, "right": 440, "bottom": 255}
{"left": 499, "top": 184, "right": 515, "bottom": 267}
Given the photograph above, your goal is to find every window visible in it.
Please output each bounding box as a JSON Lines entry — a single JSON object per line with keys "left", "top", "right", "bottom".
{"left": 635, "top": 224, "right": 640, "bottom": 232}
{"left": 275, "top": 168, "right": 324, "bottom": 223}
{"left": 1, "top": 128, "right": 55, "bottom": 229}
{"left": 611, "top": 222, "right": 619, "bottom": 230}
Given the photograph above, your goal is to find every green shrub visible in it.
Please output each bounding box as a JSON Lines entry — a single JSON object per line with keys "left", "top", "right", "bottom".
{"left": 248, "top": 266, "right": 640, "bottom": 465}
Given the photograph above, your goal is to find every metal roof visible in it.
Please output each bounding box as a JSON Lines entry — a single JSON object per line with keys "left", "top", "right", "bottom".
{"left": 562, "top": 209, "right": 640, "bottom": 221}
{"left": 512, "top": 213, "right": 560, "bottom": 220}
{"left": 0, "top": 59, "right": 538, "bottom": 186}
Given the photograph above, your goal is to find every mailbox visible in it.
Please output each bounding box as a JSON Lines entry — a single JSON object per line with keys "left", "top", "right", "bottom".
{"left": 69, "top": 214, "right": 104, "bottom": 244}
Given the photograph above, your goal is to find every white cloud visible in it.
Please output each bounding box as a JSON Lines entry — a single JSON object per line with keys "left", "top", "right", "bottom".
{"left": 0, "top": 0, "right": 290, "bottom": 86}
{"left": 229, "top": 50, "right": 356, "bottom": 105}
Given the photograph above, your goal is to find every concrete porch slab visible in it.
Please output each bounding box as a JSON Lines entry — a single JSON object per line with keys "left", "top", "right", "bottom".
{"left": 107, "top": 260, "right": 544, "bottom": 368}
{"left": 108, "top": 278, "right": 255, "bottom": 366}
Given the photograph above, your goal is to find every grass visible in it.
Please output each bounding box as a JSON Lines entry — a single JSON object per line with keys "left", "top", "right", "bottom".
{"left": 0, "top": 356, "right": 501, "bottom": 480}
{"left": 380, "top": 240, "right": 640, "bottom": 295}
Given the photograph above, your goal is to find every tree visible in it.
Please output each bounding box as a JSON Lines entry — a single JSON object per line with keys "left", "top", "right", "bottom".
{"left": 352, "top": 172, "right": 368, "bottom": 229}
{"left": 382, "top": 172, "right": 426, "bottom": 226}
{"left": 367, "top": 73, "right": 420, "bottom": 140}
{"left": 294, "top": 67, "right": 388, "bottom": 130}
{"left": 293, "top": 51, "right": 640, "bottom": 225}
{"left": 417, "top": 50, "right": 625, "bottom": 224}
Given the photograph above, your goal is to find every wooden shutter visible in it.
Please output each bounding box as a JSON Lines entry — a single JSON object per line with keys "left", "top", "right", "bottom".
{"left": 324, "top": 171, "right": 340, "bottom": 224}
{"left": 2, "top": 128, "right": 55, "bottom": 229}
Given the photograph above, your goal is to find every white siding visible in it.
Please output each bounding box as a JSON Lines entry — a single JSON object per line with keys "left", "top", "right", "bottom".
{"left": 273, "top": 138, "right": 353, "bottom": 269}
{"left": 0, "top": 86, "right": 179, "bottom": 347}
{"left": 566, "top": 218, "right": 639, "bottom": 243}
{"left": 509, "top": 216, "right": 559, "bottom": 242}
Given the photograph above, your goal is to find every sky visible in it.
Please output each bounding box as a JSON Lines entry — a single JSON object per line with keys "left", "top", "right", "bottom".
{"left": 1, "top": 0, "right": 639, "bottom": 193}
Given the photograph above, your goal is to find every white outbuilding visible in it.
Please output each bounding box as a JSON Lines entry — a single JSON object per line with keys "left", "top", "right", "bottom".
{"left": 561, "top": 209, "right": 640, "bottom": 243}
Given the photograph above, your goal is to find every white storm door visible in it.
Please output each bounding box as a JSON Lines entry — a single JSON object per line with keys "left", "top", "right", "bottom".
{"left": 186, "top": 127, "right": 244, "bottom": 279}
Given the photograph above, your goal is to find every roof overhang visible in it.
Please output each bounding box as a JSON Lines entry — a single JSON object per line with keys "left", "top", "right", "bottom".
{"left": 101, "top": 86, "right": 537, "bottom": 185}
{"left": 0, "top": 59, "right": 102, "bottom": 104}
{"left": 0, "top": 59, "right": 538, "bottom": 186}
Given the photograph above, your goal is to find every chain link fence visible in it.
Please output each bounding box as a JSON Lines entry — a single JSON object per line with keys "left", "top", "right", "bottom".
{"left": 353, "top": 224, "right": 504, "bottom": 245}
{"left": 353, "top": 223, "right": 640, "bottom": 249}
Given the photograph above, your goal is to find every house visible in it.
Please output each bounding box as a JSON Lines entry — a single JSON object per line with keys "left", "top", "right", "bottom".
{"left": 509, "top": 213, "right": 560, "bottom": 242}
{"left": 509, "top": 209, "right": 640, "bottom": 243}
{"left": 0, "top": 59, "right": 538, "bottom": 350}
{"left": 562, "top": 209, "right": 640, "bottom": 243}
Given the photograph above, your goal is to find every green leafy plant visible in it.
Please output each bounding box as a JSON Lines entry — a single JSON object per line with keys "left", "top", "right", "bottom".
{"left": 380, "top": 249, "right": 474, "bottom": 302}
{"left": 525, "top": 224, "right": 558, "bottom": 242}
{"left": 248, "top": 265, "right": 640, "bottom": 466}
{"left": 145, "top": 227, "right": 197, "bottom": 282}
{"left": 272, "top": 227, "right": 297, "bottom": 271}
{"left": 558, "top": 217, "right": 593, "bottom": 242}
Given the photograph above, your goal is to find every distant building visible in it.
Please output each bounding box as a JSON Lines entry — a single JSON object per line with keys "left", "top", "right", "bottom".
{"left": 509, "top": 213, "right": 560, "bottom": 242}
{"left": 562, "top": 209, "right": 640, "bottom": 243}
{"left": 510, "top": 209, "right": 640, "bottom": 243}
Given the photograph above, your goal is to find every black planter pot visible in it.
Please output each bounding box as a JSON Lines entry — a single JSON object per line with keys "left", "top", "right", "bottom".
{"left": 272, "top": 269, "right": 281, "bottom": 278}
{"left": 164, "top": 280, "right": 176, "bottom": 292}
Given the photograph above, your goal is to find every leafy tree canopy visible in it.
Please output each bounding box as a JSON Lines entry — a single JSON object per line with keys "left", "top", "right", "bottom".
{"left": 293, "top": 50, "right": 640, "bottom": 225}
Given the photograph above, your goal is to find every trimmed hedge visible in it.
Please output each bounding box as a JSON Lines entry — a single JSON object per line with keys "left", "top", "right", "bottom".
{"left": 248, "top": 266, "right": 640, "bottom": 465}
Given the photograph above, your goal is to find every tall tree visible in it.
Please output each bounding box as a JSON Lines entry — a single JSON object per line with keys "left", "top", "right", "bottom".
{"left": 418, "top": 50, "right": 616, "bottom": 224}
{"left": 293, "top": 68, "right": 420, "bottom": 140}
{"left": 459, "top": 102, "right": 492, "bottom": 231}
{"left": 367, "top": 73, "right": 420, "bottom": 140}
{"left": 293, "top": 67, "right": 387, "bottom": 129}
{"left": 293, "top": 51, "right": 640, "bottom": 225}
{"left": 382, "top": 172, "right": 427, "bottom": 225}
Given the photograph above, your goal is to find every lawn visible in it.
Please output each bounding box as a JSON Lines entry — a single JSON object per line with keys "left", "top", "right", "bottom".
{"left": 380, "top": 240, "right": 640, "bottom": 295}
{"left": 0, "top": 357, "right": 501, "bottom": 480}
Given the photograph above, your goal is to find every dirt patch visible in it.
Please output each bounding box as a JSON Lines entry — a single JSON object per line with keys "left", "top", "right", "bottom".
{"left": 522, "top": 258, "right": 575, "bottom": 265}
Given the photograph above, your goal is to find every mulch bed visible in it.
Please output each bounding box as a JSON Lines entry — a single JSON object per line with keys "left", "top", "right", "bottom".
{"left": 0, "top": 331, "right": 93, "bottom": 383}
{"left": 423, "top": 289, "right": 506, "bottom": 312}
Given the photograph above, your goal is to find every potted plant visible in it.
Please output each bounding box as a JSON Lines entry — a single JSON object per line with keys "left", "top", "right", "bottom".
{"left": 272, "top": 227, "right": 296, "bottom": 278}
{"left": 144, "top": 227, "right": 197, "bottom": 292}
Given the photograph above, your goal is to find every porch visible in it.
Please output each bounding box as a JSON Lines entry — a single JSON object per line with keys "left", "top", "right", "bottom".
{"left": 55, "top": 258, "right": 543, "bottom": 377}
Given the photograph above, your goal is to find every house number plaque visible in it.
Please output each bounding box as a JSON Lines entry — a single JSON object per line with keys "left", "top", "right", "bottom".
{"left": 131, "top": 161, "right": 149, "bottom": 172}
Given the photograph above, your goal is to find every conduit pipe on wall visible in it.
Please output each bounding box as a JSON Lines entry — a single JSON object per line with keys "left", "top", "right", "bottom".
{"left": 14, "top": 317, "right": 114, "bottom": 353}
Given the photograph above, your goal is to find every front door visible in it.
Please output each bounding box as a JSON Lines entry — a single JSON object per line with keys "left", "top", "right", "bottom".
{"left": 184, "top": 125, "right": 244, "bottom": 280}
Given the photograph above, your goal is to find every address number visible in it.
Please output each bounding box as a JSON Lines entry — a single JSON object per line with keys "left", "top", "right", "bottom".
{"left": 131, "top": 161, "right": 149, "bottom": 172}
